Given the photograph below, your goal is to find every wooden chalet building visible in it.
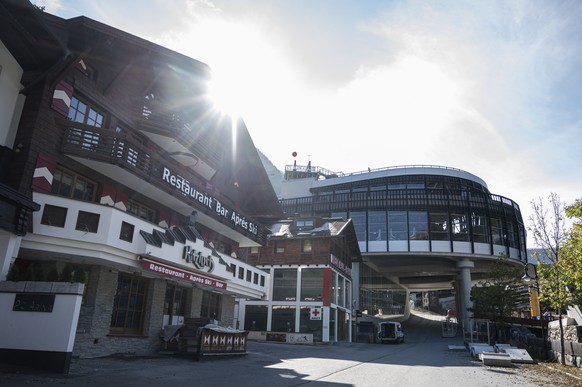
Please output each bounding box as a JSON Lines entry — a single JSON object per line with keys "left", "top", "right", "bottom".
{"left": 0, "top": 0, "right": 282, "bottom": 359}
{"left": 238, "top": 217, "right": 361, "bottom": 343}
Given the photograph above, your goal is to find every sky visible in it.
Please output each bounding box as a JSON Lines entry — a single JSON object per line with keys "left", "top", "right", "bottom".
{"left": 40, "top": 0, "right": 582, "bottom": 246}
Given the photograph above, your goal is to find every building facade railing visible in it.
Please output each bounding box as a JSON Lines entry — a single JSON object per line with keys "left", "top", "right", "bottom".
{"left": 280, "top": 190, "right": 527, "bottom": 261}
{"left": 57, "top": 119, "right": 270, "bottom": 245}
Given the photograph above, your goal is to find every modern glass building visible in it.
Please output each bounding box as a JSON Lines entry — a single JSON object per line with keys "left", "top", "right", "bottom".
{"left": 279, "top": 164, "right": 527, "bottom": 325}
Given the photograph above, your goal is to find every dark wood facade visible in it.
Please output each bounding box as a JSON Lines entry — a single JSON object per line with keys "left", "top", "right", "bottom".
{"left": 246, "top": 217, "right": 361, "bottom": 276}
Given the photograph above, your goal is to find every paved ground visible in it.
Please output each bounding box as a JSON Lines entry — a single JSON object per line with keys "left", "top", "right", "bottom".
{"left": 2, "top": 311, "right": 582, "bottom": 386}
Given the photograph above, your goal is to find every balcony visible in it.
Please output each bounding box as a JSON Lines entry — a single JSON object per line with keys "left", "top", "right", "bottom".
{"left": 58, "top": 119, "right": 270, "bottom": 246}
{"left": 21, "top": 192, "right": 268, "bottom": 299}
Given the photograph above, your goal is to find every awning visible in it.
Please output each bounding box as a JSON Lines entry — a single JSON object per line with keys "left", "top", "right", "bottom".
{"left": 141, "top": 258, "right": 226, "bottom": 290}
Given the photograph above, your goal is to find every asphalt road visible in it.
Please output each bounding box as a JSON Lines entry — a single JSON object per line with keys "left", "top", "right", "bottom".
{"left": 0, "top": 312, "right": 568, "bottom": 387}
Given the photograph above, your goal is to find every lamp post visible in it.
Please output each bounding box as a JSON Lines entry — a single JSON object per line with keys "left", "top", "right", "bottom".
{"left": 522, "top": 263, "right": 548, "bottom": 359}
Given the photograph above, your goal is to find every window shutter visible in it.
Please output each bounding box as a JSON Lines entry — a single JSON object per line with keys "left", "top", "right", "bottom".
{"left": 50, "top": 80, "right": 74, "bottom": 117}
{"left": 32, "top": 153, "right": 56, "bottom": 193}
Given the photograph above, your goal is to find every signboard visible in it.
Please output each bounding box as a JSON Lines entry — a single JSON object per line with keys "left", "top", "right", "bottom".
{"left": 142, "top": 258, "right": 226, "bottom": 290}
{"left": 330, "top": 254, "right": 352, "bottom": 277}
{"left": 161, "top": 167, "right": 258, "bottom": 236}
{"left": 13, "top": 293, "right": 55, "bottom": 312}
{"left": 310, "top": 307, "right": 322, "bottom": 320}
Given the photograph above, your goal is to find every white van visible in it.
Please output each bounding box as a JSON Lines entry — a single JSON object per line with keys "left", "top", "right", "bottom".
{"left": 377, "top": 322, "right": 404, "bottom": 344}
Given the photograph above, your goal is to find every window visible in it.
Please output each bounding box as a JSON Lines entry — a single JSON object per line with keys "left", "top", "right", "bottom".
{"left": 250, "top": 246, "right": 259, "bottom": 254}
{"left": 409, "top": 211, "right": 428, "bottom": 240}
{"left": 244, "top": 305, "right": 268, "bottom": 331}
{"left": 490, "top": 218, "right": 504, "bottom": 245}
{"left": 451, "top": 213, "right": 469, "bottom": 241}
{"left": 238, "top": 267, "right": 245, "bottom": 279}
{"left": 302, "top": 239, "right": 312, "bottom": 253}
{"left": 349, "top": 211, "right": 366, "bottom": 242}
{"left": 67, "top": 96, "right": 104, "bottom": 151}
{"left": 41, "top": 204, "right": 67, "bottom": 227}
{"left": 388, "top": 211, "right": 407, "bottom": 240}
{"left": 164, "top": 285, "right": 186, "bottom": 324}
{"left": 51, "top": 167, "right": 97, "bottom": 202}
{"left": 368, "top": 211, "right": 387, "bottom": 242}
{"left": 296, "top": 219, "right": 314, "bottom": 227}
{"left": 429, "top": 212, "right": 449, "bottom": 241}
{"left": 275, "top": 242, "right": 285, "bottom": 254}
{"left": 127, "top": 200, "right": 155, "bottom": 223}
{"left": 330, "top": 272, "right": 337, "bottom": 305}
{"left": 231, "top": 264, "right": 237, "bottom": 277}
{"left": 68, "top": 96, "right": 104, "bottom": 127}
{"left": 272, "top": 306, "right": 295, "bottom": 332}
{"left": 76, "top": 211, "right": 100, "bottom": 233}
{"left": 110, "top": 274, "right": 148, "bottom": 335}
{"left": 506, "top": 221, "right": 518, "bottom": 248}
{"left": 119, "top": 221, "right": 135, "bottom": 242}
{"left": 300, "top": 306, "right": 323, "bottom": 341}
{"left": 253, "top": 272, "right": 259, "bottom": 284}
{"left": 273, "top": 269, "right": 297, "bottom": 301}
{"left": 471, "top": 212, "right": 489, "bottom": 243}
{"left": 260, "top": 275, "right": 265, "bottom": 287}
{"left": 200, "top": 290, "right": 221, "bottom": 320}
{"left": 246, "top": 270, "right": 252, "bottom": 282}
{"left": 337, "top": 276, "right": 345, "bottom": 307}
{"left": 300, "top": 268, "right": 323, "bottom": 301}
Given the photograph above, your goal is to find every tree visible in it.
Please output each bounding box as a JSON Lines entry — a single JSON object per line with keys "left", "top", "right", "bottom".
{"left": 556, "top": 199, "right": 582, "bottom": 307}
{"left": 529, "top": 192, "right": 567, "bottom": 264}
{"left": 469, "top": 256, "right": 528, "bottom": 322}
{"left": 529, "top": 193, "right": 570, "bottom": 364}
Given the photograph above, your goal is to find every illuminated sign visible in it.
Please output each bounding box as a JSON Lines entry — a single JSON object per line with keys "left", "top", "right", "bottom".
{"left": 161, "top": 167, "right": 258, "bottom": 235}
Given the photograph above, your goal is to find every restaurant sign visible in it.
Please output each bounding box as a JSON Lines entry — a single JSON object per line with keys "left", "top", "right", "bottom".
{"left": 161, "top": 167, "right": 258, "bottom": 236}
{"left": 142, "top": 258, "right": 226, "bottom": 290}
{"left": 330, "top": 254, "right": 352, "bottom": 277}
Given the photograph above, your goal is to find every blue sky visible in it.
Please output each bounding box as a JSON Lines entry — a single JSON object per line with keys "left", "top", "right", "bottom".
{"left": 41, "top": 0, "right": 582, "bottom": 245}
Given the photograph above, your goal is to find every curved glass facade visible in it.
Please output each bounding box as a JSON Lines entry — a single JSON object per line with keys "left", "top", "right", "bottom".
{"left": 280, "top": 168, "right": 527, "bottom": 261}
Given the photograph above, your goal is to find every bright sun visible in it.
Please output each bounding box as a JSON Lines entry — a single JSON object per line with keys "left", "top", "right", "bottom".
{"left": 207, "top": 65, "right": 246, "bottom": 119}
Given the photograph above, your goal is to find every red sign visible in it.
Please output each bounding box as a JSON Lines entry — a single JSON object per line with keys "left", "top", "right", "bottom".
{"left": 141, "top": 259, "right": 226, "bottom": 290}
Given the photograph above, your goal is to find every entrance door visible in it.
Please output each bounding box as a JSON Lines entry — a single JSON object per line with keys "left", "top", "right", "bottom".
{"left": 163, "top": 285, "right": 186, "bottom": 327}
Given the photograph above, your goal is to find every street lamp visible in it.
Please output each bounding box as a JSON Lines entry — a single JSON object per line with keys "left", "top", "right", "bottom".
{"left": 522, "top": 263, "right": 548, "bottom": 359}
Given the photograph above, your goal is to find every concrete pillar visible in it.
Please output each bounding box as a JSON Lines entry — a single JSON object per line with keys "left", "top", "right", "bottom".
{"left": 0, "top": 234, "right": 21, "bottom": 280}
{"left": 457, "top": 259, "right": 474, "bottom": 329}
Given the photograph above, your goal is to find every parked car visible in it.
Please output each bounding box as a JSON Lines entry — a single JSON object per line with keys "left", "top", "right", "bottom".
{"left": 377, "top": 321, "right": 404, "bottom": 344}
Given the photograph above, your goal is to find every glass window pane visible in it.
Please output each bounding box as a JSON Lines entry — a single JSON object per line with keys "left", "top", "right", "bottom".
{"left": 491, "top": 218, "right": 504, "bottom": 245}
{"left": 429, "top": 212, "right": 449, "bottom": 241}
{"left": 338, "top": 276, "right": 345, "bottom": 307}
{"left": 471, "top": 212, "right": 489, "bottom": 243}
{"left": 273, "top": 269, "right": 297, "bottom": 301}
{"left": 388, "top": 211, "right": 407, "bottom": 240}
{"left": 409, "top": 211, "right": 428, "bottom": 240}
{"left": 244, "top": 305, "right": 268, "bottom": 331}
{"left": 301, "top": 268, "right": 323, "bottom": 301}
{"left": 349, "top": 211, "right": 366, "bottom": 242}
{"left": 368, "top": 211, "right": 387, "bottom": 242}
{"left": 451, "top": 213, "right": 469, "bottom": 241}
{"left": 300, "top": 306, "right": 322, "bottom": 341}
{"left": 272, "top": 306, "right": 295, "bottom": 332}
{"left": 331, "top": 272, "right": 337, "bottom": 305}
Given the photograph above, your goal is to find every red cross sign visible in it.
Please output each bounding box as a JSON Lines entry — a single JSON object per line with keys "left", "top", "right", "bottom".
{"left": 310, "top": 307, "right": 322, "bottom": 320}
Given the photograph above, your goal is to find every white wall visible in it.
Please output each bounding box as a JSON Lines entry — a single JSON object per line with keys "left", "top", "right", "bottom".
{"left": 0, "top": 281, "right": 84, "bottom": 352}
{"left": 0, "top": 40, "right": 25, "bottom": 148}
